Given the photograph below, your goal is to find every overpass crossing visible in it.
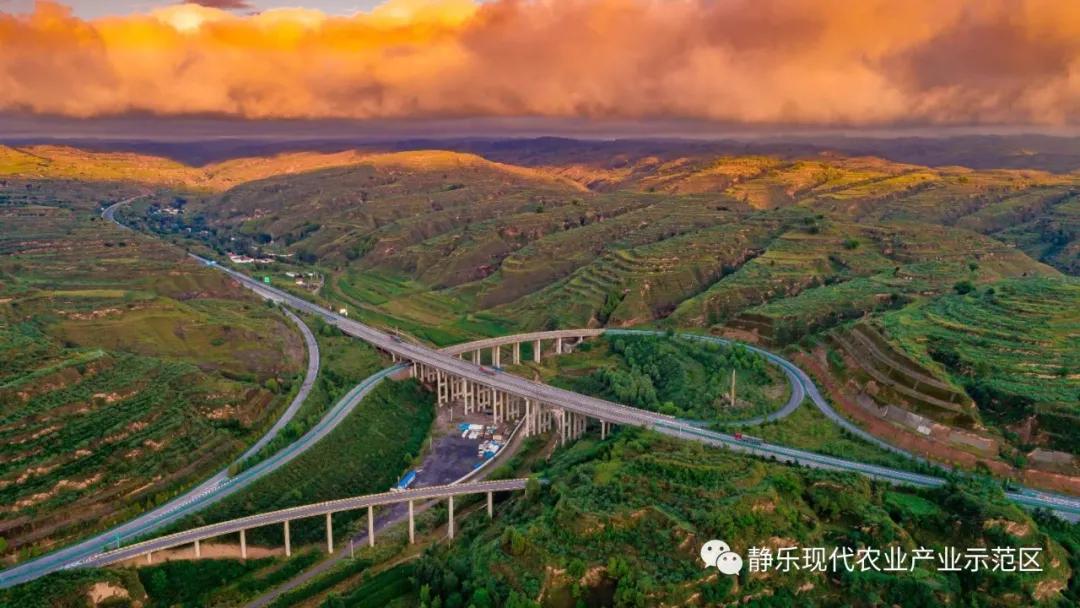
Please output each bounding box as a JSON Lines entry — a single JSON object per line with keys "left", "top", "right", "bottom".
{"left": 72, "top": 479, "right": 527, "bottom": 569}
{"left": 205, "top": 256, "right": 1080, "bottom": 518}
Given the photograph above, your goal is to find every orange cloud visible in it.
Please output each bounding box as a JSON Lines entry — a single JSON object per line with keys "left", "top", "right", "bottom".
{"left": 1, "top": 0, "right": 1078, "bottom": 125}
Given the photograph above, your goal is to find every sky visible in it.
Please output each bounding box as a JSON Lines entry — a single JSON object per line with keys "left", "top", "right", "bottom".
{"left": 1, "top": 0, "right": 1079, "bottom": 132}
{"left": 3, "top": 1, "right": 389, "bottom": 18}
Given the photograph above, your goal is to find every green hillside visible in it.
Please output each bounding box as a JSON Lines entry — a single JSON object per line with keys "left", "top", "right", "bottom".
{"left": 412, "top": 430, "right": 1075, "bottom": 607}
{"left": 0, "top": 180, "right": 305, "bottom": 560}
{"left": 880, "top": 277, "right": 1080, "bottom": 454}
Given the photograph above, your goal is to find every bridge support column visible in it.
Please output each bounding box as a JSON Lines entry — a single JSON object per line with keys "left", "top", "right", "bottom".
{"left": 533, "top": 340, "right": 541, "bottom": 362}
{"left": 473, "top": 350, "right": 481, "bottom": 365}
{"left": 240, "top": 529, "right": 247, "bottom": 560}
{"left": 448, "top": 496, "right": 455, "bottom": 540}
{"left": 556, "top": 337, "right": 563, "bottom": 355}
{"left": 146, "top": 552, "right": 152, "bottom": 564}
{"left": 408, "top": 500, "right": 415, "bottom": 544}
{"left": 194, "top": 539, "right": 201, "bottom": 559}
{"left": 487, "top": 491, "right": 493, "bottom": 518}
{"left": 601, "top": 421, "right": 608, "bottom": 440}
{"left": 492, "top": 345, "right": 500, "bottom": 368}
{"left": 284, "top": 520, "right": 291, "bottom": 557}
{"left": 513, "top": 342, "right": 521, "bottom": 365}
{"left": 524, "top": 399, "right": 533, "bottom": 436}
{"left": 368, "top": 505, "right": 375, "bottom": 547}
{"left": 437, "top": 371, "right": 447, "bottom": 405}
{"left": 326, "top": 512, "right": 334, "bottom": 554}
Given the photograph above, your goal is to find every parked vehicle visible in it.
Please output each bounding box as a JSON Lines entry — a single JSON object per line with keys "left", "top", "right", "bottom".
{"left": 391, "top": 470, "right": 417, "bottom": 492}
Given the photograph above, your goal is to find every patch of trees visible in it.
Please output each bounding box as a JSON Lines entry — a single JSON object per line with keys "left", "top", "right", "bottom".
{"left": 576, "top": 335, "right": 772, "bottom": 419}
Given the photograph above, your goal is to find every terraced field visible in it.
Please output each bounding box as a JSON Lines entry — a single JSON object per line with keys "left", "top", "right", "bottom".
{"left": 0, "top": 181, "right": 305, "bottom": 559}
{"left": 3, "top": 141, "right": 1078, "bottom": 490}
{"left": 879, "top": 277, "right": 1080, "bottom": 456}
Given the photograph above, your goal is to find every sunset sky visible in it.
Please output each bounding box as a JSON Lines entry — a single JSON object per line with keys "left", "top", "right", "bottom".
{"left": 1, "top": 0, "right": 1079, "bottom": 130}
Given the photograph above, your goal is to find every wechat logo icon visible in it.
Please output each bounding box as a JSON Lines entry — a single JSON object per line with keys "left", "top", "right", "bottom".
{"left": 701, "top": 540, "right": 743, "bottom": 575}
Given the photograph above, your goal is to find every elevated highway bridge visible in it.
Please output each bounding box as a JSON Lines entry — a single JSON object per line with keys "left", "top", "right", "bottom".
{"left": 208, "top": 255, "right": 1080, "bottom": 519}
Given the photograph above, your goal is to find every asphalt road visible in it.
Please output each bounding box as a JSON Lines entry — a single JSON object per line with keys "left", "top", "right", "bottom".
{"left": 606, "top": 329, "right": 916, "bottom": 458}
{"left": 3, "top": 216, "right": 1077, "bottom": 589}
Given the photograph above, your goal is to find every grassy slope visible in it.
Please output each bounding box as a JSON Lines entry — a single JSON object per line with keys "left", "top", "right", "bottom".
{"left": 16, "top": 145, "right": 1071, "bottom": 347}
{"left": 170, "top": 378, "right": 435, "bottom": 547}
{"left": 0, "top": 181, "right": 304, "bottom": 560}
{"left": 410, "top": 429, "right": 1075, "bottom": 607}
{"left": 0, "top": 376, "right": 434, "bottom": 607}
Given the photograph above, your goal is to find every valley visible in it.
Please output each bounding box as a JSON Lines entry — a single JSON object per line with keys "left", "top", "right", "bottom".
{"left": 0, "top": 137, "right": 1077, "bottom": 607}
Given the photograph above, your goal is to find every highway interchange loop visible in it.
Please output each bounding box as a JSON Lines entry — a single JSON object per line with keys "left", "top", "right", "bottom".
{"left": 1, "top": 199, "right": 1076, "bottom": 588}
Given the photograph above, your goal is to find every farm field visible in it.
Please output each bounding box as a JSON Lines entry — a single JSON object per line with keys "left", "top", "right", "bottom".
{"left": 0, "top": 138, "right": 1077, "bottom": 604}
{"left": 878, "top": 276, "right": 1080, "bottom": 458}
{"left": 0, "top": 181, "right": 305, "bottom": 561}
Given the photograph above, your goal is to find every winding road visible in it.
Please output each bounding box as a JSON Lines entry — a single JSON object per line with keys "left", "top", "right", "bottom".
{"left": 2, "top": 201, "right": 1078, "bottom": 589}
{"left": 209, "top": 257, "right": 1078, "bottom": 514}
{"left": 0, "top": 202, "right": 351, "bottom": 588}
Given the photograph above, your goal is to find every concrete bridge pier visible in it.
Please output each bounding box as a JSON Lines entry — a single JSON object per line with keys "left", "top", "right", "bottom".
{"left": 368, "top": 505, "right": 375, "bottom": 547}
{"left": 464, "top": 380, "right": 475, "bottom": 414}
{"left": 513, "top": 342, "right": 521, "bottom": 365}
{"left": 524, "top": 399, "right": 534, "bottom": 436}
{"left": 533, "top": 340, "right": 541, "bottom": 362}
{"left": 556, "top": 337, "right": 563, "bottom": 355}
{"left": 436, "top": 371, "right": 448, "bottom": 405}
{"left": 194, "top": 539, "right": 201, "bottom": 559}
{"left": 240, "top": 529, "right": 247, "bottom": 560}
{"left": 600, "top": 421, "right": 608, "bottom": 440}
{"left": 408, "top": 501, "right": 415, "bottom": 544}
{"left": 472, "top": 350, "right": 481, "bottom": 365}
{"left": 448, "top": 496, "right": 455, "bottom": 540}
{"left": 492, "top": 345, "right": 501, "bottom": 367}
{"left": 326, "top": 512, "right": 334, "bottom": 554}
{"left": 284, "top": 520, "right": 291, "bottom": 557}
{"left": 487, "top": 491, "right": 493, "bottom": 518}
